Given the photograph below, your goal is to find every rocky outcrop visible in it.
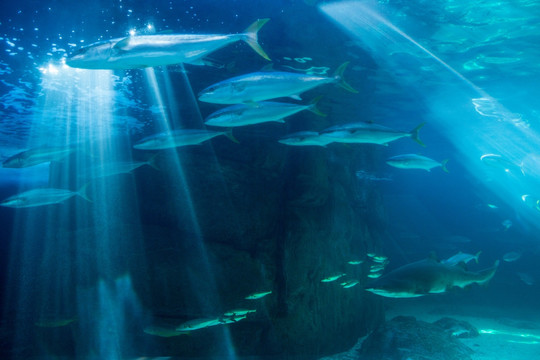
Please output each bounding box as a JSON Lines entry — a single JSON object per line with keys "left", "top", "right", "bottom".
{"left": 358, "top": 316, "right": 475, "bottom": 360}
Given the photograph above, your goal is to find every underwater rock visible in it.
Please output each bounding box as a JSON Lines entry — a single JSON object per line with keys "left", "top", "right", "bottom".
{"left": 433, "top": 317, "right": 479, "bottom": 338}
{"left": 358, "top": 316, "right": 474, "bottom": 360}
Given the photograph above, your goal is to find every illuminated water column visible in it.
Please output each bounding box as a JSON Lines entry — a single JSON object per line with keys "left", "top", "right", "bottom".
{"left": 319, "top": 1, "right": 540, "bottom": 226}
{"left": 4, "top": 63, "right": 147, "bottom": 359}
{"left": 143, "top": 67, "right": 238, "bottom": 358}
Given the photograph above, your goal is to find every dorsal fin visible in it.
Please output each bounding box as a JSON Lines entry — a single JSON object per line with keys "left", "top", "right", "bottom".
{"left": 114, "top": 37, "right": 131, "bottom": 50}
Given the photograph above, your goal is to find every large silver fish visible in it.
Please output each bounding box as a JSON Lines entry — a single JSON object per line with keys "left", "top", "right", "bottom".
{"left": 133, "top": 129, "right": 236, "bottom": 150}
{"left": 386, "top": 154, "right": 448, "bottom": 172}
{"left": 278, "top": 131, "right": 333, "bottom": 147}
{"left": 204, "top": 98, "right": 325, "bottom": 128}
{"left": 79, "top": 155, "right": 159, "bottom": 179}
{"left": 175, "top": 318, "right": 222, "bottom": 332}
{"left": 0, "top": 187, "right": 91, "bottom": 208}
{"left": 198, "top": 62, "right": 357, "bottom": 104}
{"left": 2, "top": 145, "right": 77, "bottom": 168}
{"left": 441, "top": 251, "right": 482, "bottom": 266}
{"left": 66, "top": 19, "right": 270, "bottom": 70}
{"left": 365, "top": 257, "right": 499, "bottom": 298}
{"left": 320, "top": 122, "right": 425, "bottom": 146}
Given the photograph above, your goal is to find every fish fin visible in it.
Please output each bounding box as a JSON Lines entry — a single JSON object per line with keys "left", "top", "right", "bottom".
{"left": 441, "top": 159, "right": 449, "bottom": 173}
{"left": 289, "top": 95, "right": 302, "bottom": 101}
{"left": 333, "top": 61, "right": 359, "bottom": 93}
{"left": 308, "top": 96, "right": 327, "bottom": 117}
{"left": 224, "top": 129, "right": 240, "bottom": 144}
{"left": 475, "top": 251, "right": 482, "bottom": 263}
{"left": 113, "top": 37, "right": 131, "bottom": 51}
{"left": 242, "top": 18, "right": 271, "bottom": 61}
{"left": 77, "top": 183, "right": 92, "bottom": 203}
{"left": 275, "top": 119, "right": 286, "bottom": 123}
{"left": 410, "top": 122, "right": 426, "bottom": 147}
{"left": 146, "top": 153, "right": 160, "bottom": 171}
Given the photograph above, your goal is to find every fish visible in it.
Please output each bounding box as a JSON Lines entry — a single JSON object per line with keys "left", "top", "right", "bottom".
{"left": 204, "top": 97, "right": 325, "bottom": 128}
{"left": 319, "top": 122, "right": 425, "bottom": 146}
{"left": 143, "top": 325, "right": 190, "bottom": 337}
{"left": 517, "top": 272, "right": 534, "bottom": 286}
{"left": 278, "top": 131, "right": 333, "bottom": 147}
{"left": 386, "top": 154, "right": 449, "bottom": 172}
{"left": 364, "top": 257, "right": 499, "bottom": 298}
{"left": 480, "top": 154, "right": 523, "bottom": 175}
{"left": 340, "top": 280, "right": 360, "bottom": 288}
{"left": 245, "top": 291, "right": 272, "bottom": 300}
{"left": 133, "top": 129, "right": 236, "bottom": 150}
{"left": 347, "top": 260, "right": 364, "bottom": 265}
{"left": 503, "top": 251, "right": 521, "bottom": 262}
{"left": 198, "top": 61, "right": 357, "bottom": 104}
{"left": 370, "top": 264, "right": 386, "bottom": 272}
{"left": 321, "top": 273, "right": 346, "bottom": 282}
{"left": 501, "top": 219, "right": 513, "bottom": 230}
{"left": 66, "top": 19, "right": 270, "bottom": 69}
{"left": 0, "top": 186, "right": 91, "bottom": 208}
{"left": 79, "top": 155, "right": 159, "bottom": 179}
{"left": 442, "top": 251, "right": 482, "bottom": 266}
{"left": 223, "top": 309, "right": 256, "bottom": 317}
{"left": 220, "top": 314, "right": 247, "bottom": 324}
{"left": 355, "top": 170, "right": 393, "bottom": 182}
{"left": 2, "top": 145, "right": 77, "bottom": 168}
{"left": 367, "top": 273, "right": 383, "bottom": 279}
{"left": 35, "top": 317, "right": 77, "bottom": 328}
{"left": 371, "top": 256, "right": 388, "bottom": 263}
{"left": 175, "top": 318, "right": 222, "bottom": 332}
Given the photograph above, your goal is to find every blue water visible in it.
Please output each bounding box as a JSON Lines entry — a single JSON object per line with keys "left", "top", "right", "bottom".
{"left": 1, "top": 0, "right": 540, "bottom": 359}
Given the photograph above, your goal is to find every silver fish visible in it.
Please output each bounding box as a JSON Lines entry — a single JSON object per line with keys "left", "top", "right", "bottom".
{"left": 79, "top": 155, "right": 159, "bottom": 179}
{"left": 133, "top": 129, "right": 236, "bottom": 150}
{"left": 198, "top": 62, "right": 357, "bottom": 104}
{"left": 386, "top": 154, "right": 449, "bottom": 172}
{"left": 2, "top": 145, "right": 77, "bottom": 168}
{"left": 365, "top": 257, "right": 499, "bottom": 298}
{"left": 442, "top": 251, "right": 482, "bottom": 266}
{"left": 66, "top": 19, "right": 270, "bottom": 69}
{"left": 143, "top": 325, "right": 190, "bottom": 337}
{"left": 175, "top": 318, "right": 222, "bottom": 332}
{"left": 503, "top": 251, "right": 521, "bottom": 262}
{"left": 320, "top": 122, "right": 425, "bottom": 146}
{"left": 245, "top": 291, "right": 272, "bottom": 300}
{"left": 204, "top": 98, "right": 325, "bottom": 128}
{"left": 223, "top": 309, "right": 256, "bottom": 317}
{"left": 0, "top": 187, "right": 91, "bottom": 208}
{"left": 341, "top": 280, "right": 360, "bottom": 288}
{"left": 278, "top": 131, "right": 333, "bottom": 147}
{"left": 321, "top": 273, "right": 346, "bottom": 282}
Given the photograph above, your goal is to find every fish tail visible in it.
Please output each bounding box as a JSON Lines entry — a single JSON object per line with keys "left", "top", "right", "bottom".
{"left": 147, "top": 153, "right": 160, "bottom": 171}
{"left": 242, "top": 19, "right": 271, "bottom": 61}
{"left": 475, "top": 251, "right": 482, "bottom": 264}
{"left": 410, "top": 122, "right": 426, "bottom": 147}
{"left": 308, "top": 96, "right": 327, "bottom": 117}
{"left": 333, "top": 61, "right": 358, "bottom": 93}
{"left": 477, "top": 260, "right": 499, "bottom": 286}
{"left": 223, "top": 128, "right": 240, "bottom": 144}
{"left": 77, "top": 183, "right": 92, "bottom": 203}
{"left": 441, "top": 159, "right": 449, "bottom": 173}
